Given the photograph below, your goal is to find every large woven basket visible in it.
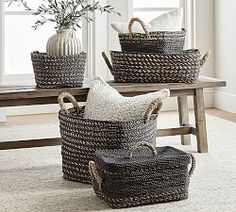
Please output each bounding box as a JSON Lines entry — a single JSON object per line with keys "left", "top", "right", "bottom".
{"left": 58, "top": 92, "right": 162, "bottom": 183}
{"left": 118, "top": 17, "right": 186, "bottom": 54}
{"left": 102, "top": 49, "right": 210, "bottom": 83}
{"left": 89, "top": 142, "right": 196, "bottom": 208}
{"left": 31, "top": 51, "right": 86, "bottom": 88}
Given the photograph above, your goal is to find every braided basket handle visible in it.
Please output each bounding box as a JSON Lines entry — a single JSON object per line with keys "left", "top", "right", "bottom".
{"left": 102, "top": 52, "right": 113, "bottom": 72}
{"left": 200, "top": 52, "right": 211, "bottom": 69}
{"left": 89, "top": 161, "right": 103, "bottom": 190}
{"left": 143, "top": 98, "right": 163, "bottom": 120}
{"left": 128, "top": 17, "right": 150, "bottom": 40}
{"left": 128, "top": 141, "right": 157, "bottom": 158}
{"left": 58, "top": 92, "right": 80, "bottom": 114}
{"left": 189, "top": 154, "right": 196, "bottom": 177}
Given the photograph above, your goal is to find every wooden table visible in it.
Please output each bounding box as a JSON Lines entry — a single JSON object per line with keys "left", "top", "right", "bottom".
{"left": 0, "top": 76, "right": 226, "bottom": 153}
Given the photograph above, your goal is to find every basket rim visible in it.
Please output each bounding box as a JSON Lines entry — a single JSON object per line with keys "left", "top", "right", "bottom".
{"left": 59, "top": 107, "right": 158, "bottom": 124}
{"left": 31, "top": 51, "right": 86, "bottom": 59}
{"left": 110, "top": 49, "right": 200, "bottom": 56}
{"left": 94, "top": 146, "right": 191, "bottom": 167}
{"left": 118, "top": 28, "right": 186, "bottom": 36}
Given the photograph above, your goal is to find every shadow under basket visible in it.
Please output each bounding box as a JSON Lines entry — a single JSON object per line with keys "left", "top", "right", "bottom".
{"left": 58, "top": 92, "right": 161, "bottom": 183}
{"left": 102, "top": 49, "right": 210, "bottom": 84}
{"left": 31, "top": 51, "right": 86, "bottom": 88}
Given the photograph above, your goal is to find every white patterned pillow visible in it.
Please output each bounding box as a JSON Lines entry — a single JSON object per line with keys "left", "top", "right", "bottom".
{"left": 83, "top": 77, "right": 170, "bottom": 121}
{"left": 111, "top": 8, "right": 183, "bottom": 33}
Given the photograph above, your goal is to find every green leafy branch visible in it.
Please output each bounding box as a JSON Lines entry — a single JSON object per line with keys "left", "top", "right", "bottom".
{"left": 6, "top": 0, "right": 120, "bottom": 30}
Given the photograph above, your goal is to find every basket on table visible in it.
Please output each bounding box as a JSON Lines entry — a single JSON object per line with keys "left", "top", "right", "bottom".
{"left": 89, "top": 141, "right": 196, "bottom": 208}
{"left": 31, "top": 51, "right": 86, "bottom": 89}
{"left": 102, "top": 50, "right": 210, "bottom": 83}
{"left": 58, "top": 92, "right": 162, "bottom": 183}
{"left": 118, "top": 17, "right": 186, "bottom": 54}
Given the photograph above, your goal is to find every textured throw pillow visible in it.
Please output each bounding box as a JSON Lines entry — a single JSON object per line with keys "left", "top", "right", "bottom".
{"left": 111, "top": 8, "right": 183, "bottom": 33}
{"left": 83, "top": 77, "right": 170, "bottom": 121}
{"left": 149, "top": 8, "right": 183, "bottom": 31}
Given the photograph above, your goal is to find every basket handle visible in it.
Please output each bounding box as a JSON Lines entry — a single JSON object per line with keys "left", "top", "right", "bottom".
{"left": 128, "top": 17, "right": 150, "bottom": 40}
{"left": 128, "top": 141, "right": 157, "bottom": 158}
{"left": 188, "top": 154, "right": 196, "bottom": 177}
{"left": 143, "top": 98, "right": 163, "bottom": 120}
{"left": 102, "top": 52, "right": 113, "bottom": 72}
{"left": 58, "top": 92, "right": 80, "bottom": 114}
{"left": 89, "top": 161, "right": 103, "bottom": 190}
{"left": 199, "top": 52, "right": 211, "bottom": 69}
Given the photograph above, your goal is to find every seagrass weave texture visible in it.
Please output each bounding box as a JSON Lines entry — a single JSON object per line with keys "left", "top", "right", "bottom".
{"left": 31, "top": 51, "right": 86, "bottom": 88}
{"left": 102, "top": 49, "right": 210, "bottom": 83}
{"left": 118, "top": 17, "right": 186, "bottom": 54}
{"left": 58, "top": 93, "right": 160, "bottom": 183}
{"left": 89, "top": 142, "right": 196, "bottom": 208}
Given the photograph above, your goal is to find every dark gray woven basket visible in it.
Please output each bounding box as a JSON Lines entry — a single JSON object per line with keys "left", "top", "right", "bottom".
{"left": 31, "top": 51, "right": 86, "bottom": 88}
{"left": 102, "top": 49, "right": 210, "bottom": 83}
{"left": 58, "top": 92, "right": 162, "bottom": 183}
{"left": 118, "top": 17, "right": 186, "bottom": 54}
{"left": 89, "top": 142, "right": 196, "bottom": 208}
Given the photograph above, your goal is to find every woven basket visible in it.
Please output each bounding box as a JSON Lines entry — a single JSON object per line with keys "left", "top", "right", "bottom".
{"left": 58, "top": 92, "right": 162, "bottom": 183}
{"left": 89, "top": 142, "right": 196, "bottom": 208}
{"left": 118, "top": 17, "right": 186, "bottom": 54}
{"left": 31, "top": 51, "right": 86, "bottom": 88}
{"left": 102, "top": 49, "right": 210, "bottom": 83}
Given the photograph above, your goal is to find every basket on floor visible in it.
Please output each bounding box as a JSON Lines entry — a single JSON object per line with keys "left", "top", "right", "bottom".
{"left": 58, "top": 92, "right": 162, "bottom": 183}
{"left": 89, "top": 142, "right": 196, "bottom": 208}
{"left": 118, "top": 17, "right": 186, "bottom": 54}
{"left": 31, "top": 51, "right": 86, "bottom": 88}
{"left": 102, "top": 50, "right": 210, "bottom": 83}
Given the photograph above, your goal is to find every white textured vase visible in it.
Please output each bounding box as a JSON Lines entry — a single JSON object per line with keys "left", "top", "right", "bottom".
{"left": 46, "top": 29, "right": 81, "bottom": 56}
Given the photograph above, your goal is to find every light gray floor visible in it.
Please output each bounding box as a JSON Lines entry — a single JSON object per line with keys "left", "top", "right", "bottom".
{"left": 0, "top": 113, "right": 236, "bottom": 212}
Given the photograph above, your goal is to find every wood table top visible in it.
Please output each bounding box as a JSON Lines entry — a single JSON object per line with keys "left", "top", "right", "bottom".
{"left": 0, "top": 76, "right": 226, "bottom": 101}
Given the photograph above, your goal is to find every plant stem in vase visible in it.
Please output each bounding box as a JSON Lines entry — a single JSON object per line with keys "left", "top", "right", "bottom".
{"left": 7, "top": 0, "right": 120, "bottom": 56}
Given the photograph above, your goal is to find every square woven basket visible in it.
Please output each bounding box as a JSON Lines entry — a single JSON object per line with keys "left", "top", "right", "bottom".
{"left": 31, "top": 51, "right": 86, "bottom": 88}
{"left": 58, "top": 93, "right": 162, "bottom": 183}
{"left": 89, "top": 142, "right": 196, "bottom": 208}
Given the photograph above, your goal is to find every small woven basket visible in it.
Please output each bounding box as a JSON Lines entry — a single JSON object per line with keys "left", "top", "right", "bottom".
{"left": 58, "top": 92, "right": 162, "bottom": 183}
{"left": 89, "top": 142, "right": 196, "bottom": 208}
{"left": 102, "top": 49, "right": 210, "bottom": 83}
{"left": 118, "top": 17, "right": 186, "bottom": 54}
{"left": 31, "top": 51, "right": 86, "bottom": 88}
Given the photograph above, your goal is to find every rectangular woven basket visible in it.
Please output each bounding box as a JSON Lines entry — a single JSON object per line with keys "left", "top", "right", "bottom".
{"left": 118, "top": 17, "right": 186, "bottom": 54}
{"left": 89, "top": 142, "right": 196, "bottom": 208}
{"left": 102, "top": 49, "right": 210, "bottom": 83}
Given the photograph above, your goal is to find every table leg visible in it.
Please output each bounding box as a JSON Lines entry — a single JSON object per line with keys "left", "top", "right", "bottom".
{"left": 193, "top": 88, "right": 208, "bottom": 153}
{"left": 177, "top": 96, "right": 191, "bottom": 145}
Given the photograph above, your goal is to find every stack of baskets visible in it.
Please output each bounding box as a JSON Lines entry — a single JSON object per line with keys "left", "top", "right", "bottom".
{"left": 103, "top": 17, "right": 210, "bottom": 83}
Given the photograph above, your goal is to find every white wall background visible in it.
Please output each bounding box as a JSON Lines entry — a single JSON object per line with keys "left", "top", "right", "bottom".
{"left": 215, "top": 0, "right": 236, "bottom": 113}
{"left": 195, "top": 0, "right": 215, "bottom": 77}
